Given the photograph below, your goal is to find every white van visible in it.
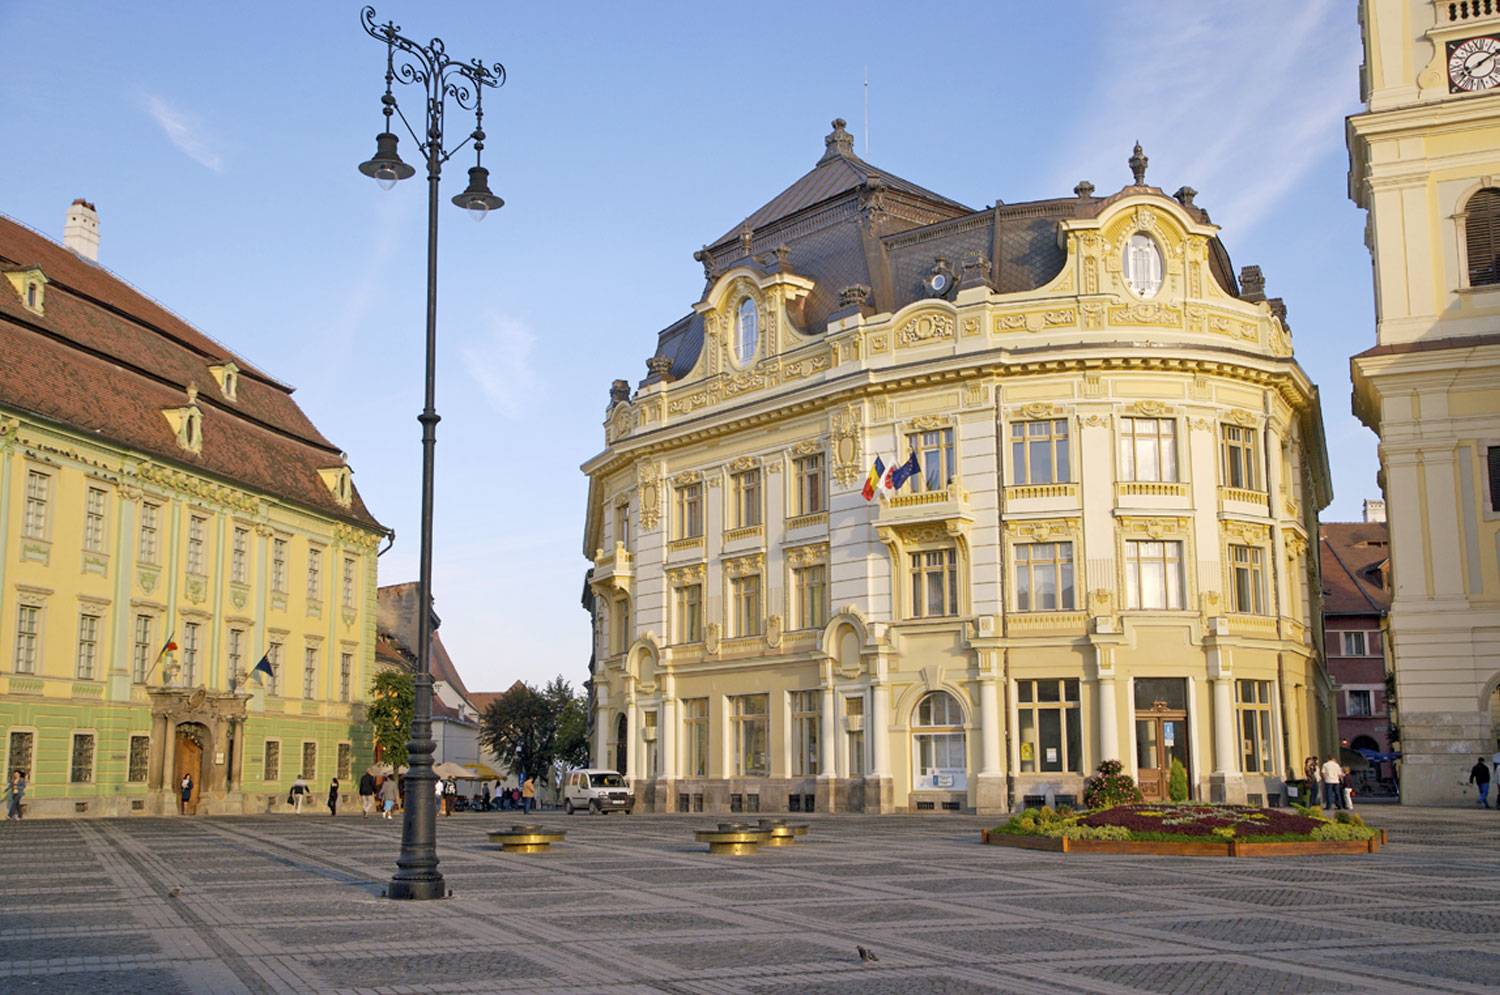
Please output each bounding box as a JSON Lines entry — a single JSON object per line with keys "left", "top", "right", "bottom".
{"left": 562, "top": 768, "right": 635, "bottom": 814}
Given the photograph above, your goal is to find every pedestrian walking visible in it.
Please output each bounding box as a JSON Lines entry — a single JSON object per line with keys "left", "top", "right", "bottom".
{"left": 378, "top": 775, "right": 399, "bottom": 819}
{"left": 358, "top": 771, "right": 377, "bottom": 817}
{"left": 1319, "top": 755, "right": 1343, "bottom": 810}
{"left": 1303, "top": 755, "right": 1320, "bottom": 805}
{"left": 1340, "top": 769, "right": 1355, "bottom": 810}
{"left": 5, "top": 770, "right": 26, "bottom": 820}
{"left": 442, "top": 777, "right": 457, "bottom": 816}
{"left": 327, "top": 777, "right": 340, "bottom": 816}
{"left": 180, "top": 773, "right": 194, "bottom": 814}
{"left": 290, "top": 775, "right": 309, "bottom": 813}
{"left": 522, "top": 775, "right": 536, "bottom": 815}
{"left": 435, "top": 776, "right": 445, "bottom": 816}
{"left": 1471, "top": 757, "right": 1492, "bottom": 808}
{"left": 481, "top": 782, "right": 491, "bottom": 812}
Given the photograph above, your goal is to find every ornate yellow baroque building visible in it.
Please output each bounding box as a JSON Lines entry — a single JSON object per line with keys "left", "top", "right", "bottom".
{"left": 583, "top": 123, "right": 1333, "bottom": 814}
{"left": 1, "top": 203, "right": 386, "bottom": 817}
{"left": 1349, "top": 0, "right": 1500, "bottom": 804}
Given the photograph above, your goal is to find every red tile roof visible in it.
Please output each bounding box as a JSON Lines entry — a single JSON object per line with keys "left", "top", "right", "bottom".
{"left": 1319, "top": 522, "right": 1392, "bottom": 616}
{"left": 376, "top": 583, "right": 470, "bottom": 697}
{"left": 0, "top": 214, "right": 381, "bottom": 531}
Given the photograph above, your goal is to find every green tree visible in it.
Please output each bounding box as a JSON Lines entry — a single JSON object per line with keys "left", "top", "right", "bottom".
{"left": 479, "top": 681, "right": 557, "bottom": 783}
{"left": 548, "top": 677, "right": 591, "bottom": 770}
{"left": 368, "top": 670, "right": 414, "bottom": 769}
{"left": 1168, "top": 757, "right": 1189, "bottom": 801}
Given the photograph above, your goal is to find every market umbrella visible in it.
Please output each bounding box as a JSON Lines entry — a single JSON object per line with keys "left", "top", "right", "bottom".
{"left": 432, "top": 761, "right": 470, "bottom": 780}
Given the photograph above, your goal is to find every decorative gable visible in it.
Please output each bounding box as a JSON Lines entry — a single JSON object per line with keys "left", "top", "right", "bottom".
{"left": 5, "top": 266, "right": 48, "bottom": 315}
{"left": 317, "top": 465, "right": 353, "bottom": 507}
{"left": 208, "top": 362, "right": 240, "bottom": 401}
{"left": 161, "top": 384, "right": 203, "bottom": 454}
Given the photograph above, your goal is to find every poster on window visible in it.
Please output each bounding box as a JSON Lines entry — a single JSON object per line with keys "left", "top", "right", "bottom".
{"left": 930, "top": 768, "right": 966, "bottom": 791}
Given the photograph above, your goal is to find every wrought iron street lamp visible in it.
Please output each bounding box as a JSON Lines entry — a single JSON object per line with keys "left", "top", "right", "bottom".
{"left": 357, "top": 6, "right": 504, "bottom": 901}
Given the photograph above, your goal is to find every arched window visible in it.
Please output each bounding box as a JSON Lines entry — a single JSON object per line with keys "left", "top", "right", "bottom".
{"left": 1466, "top": 188, "right": 1500, "bottom": 287}
{"left": 735, "top": 297, "right": 759, "bottom": 366}
{"left": 1122, "top": 233, "right": 1164, "bottom": 298}
{"left": 913, "top": 691, "right": 967, "bottom": 790}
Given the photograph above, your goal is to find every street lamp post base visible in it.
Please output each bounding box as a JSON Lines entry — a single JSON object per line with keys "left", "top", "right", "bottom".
{"left": 388, "top": 875, "right": 445, "bottom": 900}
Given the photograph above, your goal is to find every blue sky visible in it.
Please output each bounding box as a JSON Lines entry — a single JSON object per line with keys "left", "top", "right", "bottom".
{"left": 2, "top": 1, "right": 1374, "bottom": 693}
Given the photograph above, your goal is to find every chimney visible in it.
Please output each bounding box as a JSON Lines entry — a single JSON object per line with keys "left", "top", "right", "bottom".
{"left": 64, "top": 199, "right": 100, "bottom": 262}
{"left": 1362, "top": 499, "right": 1386, "bottom": 523}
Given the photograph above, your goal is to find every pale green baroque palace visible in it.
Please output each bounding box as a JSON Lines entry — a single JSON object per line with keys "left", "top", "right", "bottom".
{"left": 0, "top": 203, "right": 386, "bottom": 817}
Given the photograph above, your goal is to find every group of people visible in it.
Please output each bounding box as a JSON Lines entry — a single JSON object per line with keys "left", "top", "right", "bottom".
{"left": 344, "top": 771, "right": 538, "bottom": 818}
{"left": 282, "top": 775, "right": 342, "bottom": 816}
{"left": 1303, "top": 755, "right": 1354, "bottom": 810}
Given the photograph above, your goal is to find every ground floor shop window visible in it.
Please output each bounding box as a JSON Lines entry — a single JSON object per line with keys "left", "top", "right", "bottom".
{"left": 1016, "top": 678, "right": 1081, "bottom": 773}
{"left": 845, "top": 695, "right": 866, "bottom": 776}
{"left": 791, "top": 690, "right": 819, "bottom": 776}
{"left": 732, "top": 693, "right": 769, "bottom": 776}
{"left": 1236, "top": 679, "right": 1276, "bottom": 774}
{"left": 913, "top": 691, "right": 966, "bottom": 790}
{"left": 683, "top": 697, "right": 709, "bottom": 776}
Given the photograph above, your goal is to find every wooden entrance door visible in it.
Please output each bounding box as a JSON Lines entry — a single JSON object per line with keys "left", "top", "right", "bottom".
{"left": 174, "top": 728, "right": 202, "bottom": 814}
{"left": 1134, "top": 711, "right": 1188, "bottom": 801}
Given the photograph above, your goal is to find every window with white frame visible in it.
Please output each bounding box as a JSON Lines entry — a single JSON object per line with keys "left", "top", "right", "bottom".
{"left": 70, "top": 733, "right": 95, "bottom": 783}
{"left": 908, "top": 548, "right": 958, "bottom": 618}
{"left": 791, "top": 690, "right": 819, "bottom": 776}
{"left": 904, "top": 428, "right": 956, "bottom": 493}
{"left": 1118, "top": 417, "right": 1178, "bottom": 482}
{"left": 263, "top": 740, "right": 280, "bottom": 781}
{"left": 75, "top": 613, "right": 100, "bottom": 680}
{"left": 302, "top": 741, "right": 317, "bottom": 779}
{"left": 139, "top": 502, "right": 160, "bottom": 564}
{"left": 128, "top": 735, "right": 150, "bottom": 782}
{"left": 614, "top": 502, "right": 631, "bottom": 552}
{"left": 1229, "top": 545, "right": 1267, "bottom": 614}
{"left": 307, "top": 545, "right": 323, "bottom": 602}
{"left": 683, "top": 697, "right": 709, "bottom": 777}
{"left": 792, "top": 454, "right": 825, "bottom": 515}
{"left": 730, "top": 468, "right": 761, "bottom": 529}
{"left": 611, "top": 597, "right": 631, "bottom": 655}
{"left": 14, "top": 605, "right": 40, "bottom": 674}
{"left": 83, "top": 487, "right": 107, "bottom": 552}
{"left": 673, "top": 582, "right": 702, "bottom": 644}
{"left": 337, "top": 742, "right": 352, "bottom": 781}
{"left": 675, "top": 482, "right": 702, "bottom": 539}
{"left": 845, "top": 696, "right": 866, "bottom": 776}
{"left": 1124, "top": 540, "right": 1186, "bottom": 610}
{"left": 231, "top": 526, "right": 249, "bottom": 584}
{"left": 7, "top": 731, "right": 34, "bottom": 781}
{"left": 1341, "top": 631, "right": 1368, "bottom": 657}
{"left": 731, "top": 693, "right": 769, "bottom": 776}
{"left": 1348, "top": 689, "right": 1374, "bottom": 717}
{"left": 182, "top": 622, "right": 201, "bottom": 686}
{"left": 228, "top": 628, "right": 244, "bottom": 686}
{"left": 1236, "top": 679, "right": 1276, "bottom": 774}
{"left": 1016, "top": 678, "right": 1082, "bottom": 773}
{"left": 735, "top": 297, "right": 759, "bottom": 366}
{"left": 793, "top": 563, "right": 827, "bottom": 630}
{"left": 1014, "top": 542, "right": 1074, "bottom": 611}
{"left": 187, "top": 515, "right": 206, "bottom": 575}
{"left": 913, "top": 691, "right": 967, "bottom": 786}
{"left": 267, "top": 641, "right": 283, "bottom": 696}
{"left": 1220, "top": 423, "right": 1260, "bottom": 490}
{"left": 303, "top": 646, "right": 318, "bottom": 699}
{"left": 22, "top": 469, "right": 50, "bottom": 539}
{"left": 1011, "top": 420, "right": 1070, "bottom": 484}
{"left": 339, "top": 652, "right": 352, "bottom": 702}
{"left": 342, "top": 557, "right": 357, "bottom": 609}
{"left": 730, "top": 574, "right": 761, "bottom": 637}
{"left": 132, "top": 614, "right": 153, "bottom": 684}
{"left": 272, "top": 538, "right": 288, "bottom": 593}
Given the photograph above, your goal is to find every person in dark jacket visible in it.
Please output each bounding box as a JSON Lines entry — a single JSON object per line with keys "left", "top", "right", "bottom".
{"left": 358, "top": 771, "right": 377, "bottom": 817}
{"left": 327, "top": 777, "right": 341, "bottom": 816}
{"left": 1470, "top": 758, "right": 1492, "bottom": 808}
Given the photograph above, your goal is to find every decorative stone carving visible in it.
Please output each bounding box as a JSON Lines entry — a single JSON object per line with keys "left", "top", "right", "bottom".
{"left": 830, "top": 405, "right": 863, "bottom": 486}
{"left": 909, "top": 414, "right": 948, "bottom": 431}
{"left": 1019, "top": 402, "right": 1057, "bottom": 420}
{"left": 896, "top": 312, "right": 955, "bottom": 347}
{"left": 1227, "top": 408, "right": 1258, "bottom": 426}
{"left": 766, "top": 614, "right": 783, "bottom": 649}
{"left": 704, "top": 622, "right": 721, "bottom": 656}
{"left": 724, "top": 553, "right": 764, "bottom": 577}
{"left": 668, "top": 563, "right": 705, "bottom": 584}
{"left": 637, "top": 464, "right": 663, "bottom": 531}
{"left": 1003, "top": 518, "right": 1079, "bottom": 541}
{"left": 1223, "top": 520, "right": 1271, "bottom": 544}
{"left": 1128, "top": 399, "right": 1173, "bottom": 416}
{"left": 790, "top": 440, "right": 820, "bottom": 456}
{"left": 962, "top": 317, "right": 980, "bottom": 337}
{"left": 1110, "top": 302, "right": 1181, "bottom": 326}
{"left": 785, "top": 543, "right": 829, "bottom": 567}
{"left": 1118, "top": 516, "right": 1189, "bottom": 539}
{"left": 729, "top": 456, "right": 760, "bottom": 471}
{"left": 996, "top": 313, "right": 1027, "bottom": 331}
{"left": 838, "top": 284, "right": 871, "bottom": 308}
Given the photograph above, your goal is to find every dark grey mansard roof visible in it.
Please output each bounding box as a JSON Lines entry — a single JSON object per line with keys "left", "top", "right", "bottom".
{"left": 638, "top": 121, "right": 1241, "bottom": 388}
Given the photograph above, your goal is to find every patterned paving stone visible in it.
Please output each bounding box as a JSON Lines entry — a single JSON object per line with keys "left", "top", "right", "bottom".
{"left": 1335, "top": 948, "right": 1498, "bottom": 987}
{"left": 1062, "top": 959, "right": 1362, "bottom": 993}
{"left": 301, "top": 949, "right": 551, "bottom": 986}
{"left": 911, "top": 924, "right": 1129, "bottom": 956}
{"left": 1124, "top": 914, "right": 1373, "bottom": 946}
{"left": 751, "top": 973, "right": 1020, "bottom": 995}
{"left": 630, "top": 936, "right": 845, "bottom": 968}
{"left": 0, "top": 968, "right": 191, "bottom": 994}
{"left": 0, "top": 933, "right": 159, "bottom": 961}
{"left": 1351, "top": 908, "right": 1500, "bottom": 934}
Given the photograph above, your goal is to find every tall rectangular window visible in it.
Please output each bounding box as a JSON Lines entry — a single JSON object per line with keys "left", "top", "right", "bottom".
{"left": 793, "top": 454, "right": 825, "bottom": 515}
{"left": 14, "top": 605, "right": 40, "bottom": 674}
{"left": 793, "top": 564, "right": 827, "bottom": 630}
{"left": 791, "top": 690, "right": 820, "bottom": 776}
{"left": 128, "top": 735, "right": 151, "bottom": 782}
{"left": 675, "top": 482, "right": 703, "bottom": 539}
{"left": 228, "top": 628, "right": 244, "bottom": 686}
{"left": 1118, "top": 417, "right": 1178, "bottom": 482}
{"left": 139, "top": 502, "right": 160, "bottom": 564}
{"left": 730, "top": 469, "right": 761, "bottom": 528}
{"left": 187, "top": 515, "right": 206, "bottom": 575}
{"left": 83, "top": 487, "right": 107, "bottom": 552}
{"left": 611, "top": 598, "right": 631, "bottom": 655}
{"left": 904, "top": 428, "right": 956, "bottom": 492}
{"left": 272, "top": 538, "right": 288, "bottom": 593}
{"left": 1229, "top": 545, "right": 1267, "bottom": 614}
{"left": 673, "top": 583, "right": 702, "bottom": 644}
{"left": 7, "top": 731, "right": 34, "bottom": 781}
{"left": 1015, "top": 542, "right": 1074, "bottom": 611}
{"left": 1016, "top": 678, "right": 1082, "bottom": 773}
{"left": 182, "top": 622, "right": 201, "bottom": 686}
{"left": 683, "top": 697, "right": 709, "bottom": 777}
{"left": 301, "top": 741, "right": 317, "bottom": 779}
{"left": 1125, "top": 540, "right": 1185, "bottom": 610}
{"left": 337, "top": 742, "right": 352, "bottom": 781}
{"left": 303, "top": 646, "right": 318, "bottom": 699}
{"left": 1236, "top": 679, "right": 1275, "bottom": 774}
{"left": 845, "top": 696, "right": 866, "bottom": 776}
{"left": 342, "top": 557, "right": 357, "bottom": 609}
{"left": 1220, "top": 423, "right": 1260, "bottom": 490}
{"left": 22, "top": 470, "right": 50, "bottom": 539}
{"left": 614, "top": 503, "right": 631, "bottom": 552}
{"left": 263, "top": 740, "right": 280, "bottom": 781}
{"left": 1348, "top": 689, "right": 1374, "bottom": 717}
{"left": 75, "top": 613, "right": 100, "bottom": 680}
{"left": 908, "top": 549, "right": 958, "bottom": 618}
{"left": 70, "top": 733, "right": 95, "bottom": 783}
{"left": 730, "top": 574, "right": 761, "bottom": 637}
{"left": 231, "top": 527, "right": 249, "bottom": 584}
{"left": 731, "top": 693, "right": 769, "bottom": 776}
{"left": 132, "top": 614, "right": 153, "bottom": 684}
{"left": 267, "top": 641, "right": 283, "bottom": 696}
{"left": 1011, "top": 420, "right": 1070, "bottom": 484}
{"left": 339, "top": 652, "right": 352, "bottom": 702}
{"left": 1342, "top": 631, "right": 1367, "bottom": 657}
{"left": 307, "top": 545, "right": 323, "bottom": 602}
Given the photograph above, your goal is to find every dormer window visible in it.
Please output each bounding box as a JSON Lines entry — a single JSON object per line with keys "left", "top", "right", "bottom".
{"left": 6, "top": 266, "right": 48, "bottom": 315}
{"left": 317, "top": 465, "right": 353, "bottom": 507}
{"left": 1122, "top": 233, "right": 1164, "bottom": 298}
{"left": 162, "top": 385, "right": 203, "bottom": 454}
{"left": 734, "top": 297, "right": 759, "bottom": 366}
{"left": 208, "top": 362, "right": 240, "bottom": 401}
{"left": 27, "top": 283, "right": 37, "bottom": 308}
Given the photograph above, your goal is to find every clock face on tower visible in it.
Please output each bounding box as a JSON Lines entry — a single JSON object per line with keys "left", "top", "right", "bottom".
{"left": 1449, "top": 35, "right": 1500, "bottom": 93}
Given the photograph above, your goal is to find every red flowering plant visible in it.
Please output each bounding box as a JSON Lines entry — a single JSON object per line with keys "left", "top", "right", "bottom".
{"left": 1082, "top": 759, "right": 1143, "bottom": 809}
{"left": 1077, "top": 803, "right": 1325, "bottom": 841}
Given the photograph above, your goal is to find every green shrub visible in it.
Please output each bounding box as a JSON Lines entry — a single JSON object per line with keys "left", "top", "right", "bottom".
{"left": 1167, "top": 758, "right": 1189, "bottom": 801}
{"left": 1056, "top": 824, "right": 1133, "bottom": 841}
{"left": 1210, "top": 826, "right": 1236, "bottom": 841}
{"left": 1310, "top": 822, "right": 1377, "bottom": 841}
{"left": 1082, "top": 759, "right": 1144, "bottom": 809}
{"left": 1335, "top": 810, "right": 1366, "bottom": 827}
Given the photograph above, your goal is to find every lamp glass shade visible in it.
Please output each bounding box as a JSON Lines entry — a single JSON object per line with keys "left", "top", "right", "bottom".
{"left": 358, "top": 132, "right": 415, "bottom": 186}
{"left": 451, "top": 165, "right": 504, "bottom": 219}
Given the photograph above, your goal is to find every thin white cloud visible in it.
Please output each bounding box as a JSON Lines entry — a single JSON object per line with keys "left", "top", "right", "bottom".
{"left": 461, "top": 311, "right": 541, "bottom": 419}
{"left": 142, "top": 93, "right": 224, "bottom": 172}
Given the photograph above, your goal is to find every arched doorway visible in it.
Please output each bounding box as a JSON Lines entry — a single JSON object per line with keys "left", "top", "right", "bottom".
{"left": 174, "top": 722, "right": 210, "bottom": 814}
{"left": 912, "top": 691, "right": 967, "bottom": 791}
{"left": 615, "top": 713, "right": 628, "bottom": 775}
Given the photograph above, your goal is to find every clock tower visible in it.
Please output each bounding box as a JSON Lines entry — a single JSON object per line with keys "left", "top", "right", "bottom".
{"left": 1349, "top": 1, "right": 1500, "bottom": 805}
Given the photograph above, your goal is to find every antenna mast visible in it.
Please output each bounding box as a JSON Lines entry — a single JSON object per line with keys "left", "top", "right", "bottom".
{"left": 863, "top": 67, "right": 869, "bottom": 157}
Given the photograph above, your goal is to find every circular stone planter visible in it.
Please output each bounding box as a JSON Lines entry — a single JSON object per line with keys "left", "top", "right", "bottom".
{"left": 487, "top": 825, "right": 567, "bottom": 853}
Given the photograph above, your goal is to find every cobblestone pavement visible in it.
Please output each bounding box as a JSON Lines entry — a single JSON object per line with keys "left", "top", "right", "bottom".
{"left": 2, "top": 804, "right": 1498, "bottom": 994}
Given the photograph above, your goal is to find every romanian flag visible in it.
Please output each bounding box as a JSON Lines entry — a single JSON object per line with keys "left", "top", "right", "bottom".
{"left": 145, "top": 632, "right": 177, "bottom": 683}
{"left": 861, "top": 457, "right": 885, "bottom": 501}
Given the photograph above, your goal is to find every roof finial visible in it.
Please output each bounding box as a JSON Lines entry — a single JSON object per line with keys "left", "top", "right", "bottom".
{"left": 739, "top": 221, "right": 754, "bottom": 255}
{"left": 1129, "top": 142, "right": 1148, "bottom": 186}
{"left": 821, "top": 118, "right": 855, "bottom": 163}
